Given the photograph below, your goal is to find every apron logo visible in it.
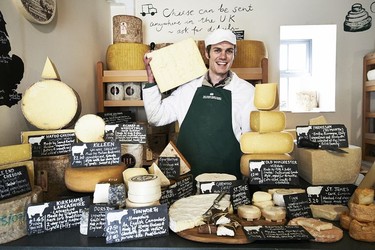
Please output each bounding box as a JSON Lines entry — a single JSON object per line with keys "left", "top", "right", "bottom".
{"left": 203, "top": 93, "right": 222, "bottom": 101}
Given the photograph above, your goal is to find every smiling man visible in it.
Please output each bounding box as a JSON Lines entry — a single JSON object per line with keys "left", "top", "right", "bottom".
{"left": 143, "top": 29, "right": 256, "bottom": 178}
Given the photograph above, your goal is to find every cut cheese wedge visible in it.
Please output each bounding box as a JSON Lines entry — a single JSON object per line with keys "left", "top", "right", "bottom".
{"left": 41, "top": 57, "right": 60, "bottom": 80}
{"left": 22, "top": 80, "right": 80, "bottom": 130}
{"left": 158, "top": 141, "right": 191, "bottom": 175}
{"left": 148, "top": 162, "right": 171, "bottom": 187}
{"left": 250, "top": 111, "right": 286, "bottom": 133}
{"left": 0, "top": 144, "right": 32, "bottom": 165}
{"left": 0, "top": 160, "right": 34, "bottom": 188}
{"left": 240, "top": 132, "right": 294, "bottom": 154}
{"left": 240, "top": 153, "right": 293, "bottom": 177}
{"left": 74, "top": 114, "right": 105, "bottom": 143}
{"left": 254, "top": 83, "right": 279, "bottom": 110}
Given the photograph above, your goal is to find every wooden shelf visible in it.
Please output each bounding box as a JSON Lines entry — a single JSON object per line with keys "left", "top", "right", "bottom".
{"left": 104, "top": 100, "right": 144, "bottom": 107}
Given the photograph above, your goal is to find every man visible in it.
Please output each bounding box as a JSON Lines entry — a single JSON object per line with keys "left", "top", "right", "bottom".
{"left": 143, "top": 29, "right": 255, "bottom": 178}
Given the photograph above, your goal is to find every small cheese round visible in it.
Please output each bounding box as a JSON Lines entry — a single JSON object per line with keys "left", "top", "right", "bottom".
{"left": 252, "top": 191, "right": 272, "bottom": 202}
{"left": 127, "top": 174, "right": 161, "bottom": 190}
{"left": 237, "top": 205, "right": 261, "bottom": 221}
{"left": 74, "top": 114, "right": 106, "bottom": 142}
{"left": 253, "top": 200, "right": 274, "bottom": 209}
{"left": 122, "top": 168, "right": 148, "bottom": 188}
{"left": 261, "top": 206, "right": 286, "bottom": 222}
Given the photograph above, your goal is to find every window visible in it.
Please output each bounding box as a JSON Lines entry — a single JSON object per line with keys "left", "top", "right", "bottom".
{"left": 279, "top": 25, "right": 336, "bottom": 112}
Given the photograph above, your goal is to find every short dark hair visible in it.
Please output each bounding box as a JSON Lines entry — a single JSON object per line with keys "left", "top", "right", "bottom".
{"left": 205, "top": 45, "right": 237, "bottom": 56}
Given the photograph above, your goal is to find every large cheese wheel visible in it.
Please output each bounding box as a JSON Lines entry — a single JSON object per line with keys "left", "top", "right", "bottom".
{"left": 74, "top": 114, "right": 105, "bottom": 142}
{"left": 64, "top": 165, "right": 125, "bottom": 193}
{"left": 106, "top": 43, "right": 149, "bottom": 70}
{"left": 0, "top": 143, "right": 31, "bottom": 165}
{"left": 232, "top": 40, "right": 267, "bottom": 68}
{"left": 254, "top": 83, "right": 279, "bottom": 110}
{"left": 240, "top": 132, "right": 294, "bottom": 154}
{"left": 22, "top": 80, "right": 80, "bottom": 130}
{"left": 250, "top": 111, "right": 286, "bottom": 133}
{"left": 240, "top": 153, "right": 293, "bottom": 177}
{"left": 113, "top": 15, "right": 142, "bottom": 43}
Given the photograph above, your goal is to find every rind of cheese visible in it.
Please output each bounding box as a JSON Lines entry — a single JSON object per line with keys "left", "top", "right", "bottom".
{"left": 127, "top": 191, "right": 161, "bottom": 204}
{"left": 0, "top": 160, "right": 34, "bottom": 188}
{"left": 122, "top": 168, "right": 148, "bottom": 189}
{"left": 261, "top": 206, "right": 286, "bottom": 221}
{"left": 64, "top": 165, "right": 125, "bottom": 193}
{"left": 195, "top": 173, "right": 237, "bottom": 182}
{"left": 0, "top": 144, "right": 31, "bottom": 165}
{"left": 74, "top": 114, "right": 105, "bottom": 143}
{"left": 310, "top": 204, "right": 349, "bottom": 221}
{"left": 21, "top": 129, "right": 75, "bottom": 144}
{"left": 168, "top": 194, "right": 231, "bottom": 233}
{"left": 349, "top": 202, "right": 375, "bottom": 223}
{"left": 127, "top": 174, "right": 160, "bottom": 191}
{"left": 254, "top": 83, "right": 279, "bottom": 110}
{"left": 252, "top": 191, "right": 272, "bottom": 202}
{"left": 293, "top": 217, "right": 333, "bottom": 231}
{"left": 250, "top": 111, "right": 286, "bottom": 133}
{"left": 148, "top": 162, "right": 171, "bottom": 187}
{"left": 22, "top": 80, "right": 79, "bottom": 130}
{"left": 240, "top": 132, "right": 294, "bottom": 154}
{"left": 41, "top": 57, "right": 60, "bottom": 80}
{"left": 148, "top": 38, "right": 207, "bottom": 93}
{"left": 125, "top": 198, "right": 160, "bottom": 208}
{"left": 240, "top": 153, "right": 292, "bottom": 177}
{"left": 291, "top": 145, "right": 361, "bottom": 185}
{"left": 158, "top": 141, "right": 191, "bottom": 175}
{"left": 106, "top": 43, "right": 149, "bottom": 70}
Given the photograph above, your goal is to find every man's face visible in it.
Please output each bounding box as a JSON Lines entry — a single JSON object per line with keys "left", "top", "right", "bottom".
{"left": 205, "top": 41, "right": 235, "bottom": 78}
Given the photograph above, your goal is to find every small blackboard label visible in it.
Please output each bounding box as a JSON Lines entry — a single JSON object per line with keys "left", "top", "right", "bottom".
{"left": 199, "top": 180, "right": 236, "bottom": 194}
{"left": 0, "top": 166, "right": 31, "bottom": 201}
{"left": 104, "top": 123, "right": 147, "bottom": 144}
{"left": 249, "top": 160, "right": 299, "bottom": 185}
{"left": 284, "top": 193, "right": 312, "bottom": 219}
{"left": 88, "top": 204, "right": 116, "bottom": 237}
{"left": 243, "top": 225, "right": 313, "bottom": 241}
{"left": 26, "top": 196, "right": 90, "bottom": 235}
{"left": 233, "top": 30, "right": 244, "bottom": 40}
{"left": 97, "top": 111, "right": 135, "bottom": 124}
{"left": 70, "top": 142, "right": 121, "bottom": 167}
{"left": 307, "top": 185, "right": 355, "bottom": 205}
{"left": 160, "top": 174, "right": 194, "bottom": 207}
{"left": 230, "top": 181, "right": 251, "bottom": 210}
{"left": 105, "top": 204, "right": 169, "bottom": 244}
{"left": 296, "top": 124, "right": 348, "bottom": 148}
{"left": 28, "top": 132, "right": 76, "bottom": 157}
{"left": 158, "top": 157, "right": 180, "bottom": 179}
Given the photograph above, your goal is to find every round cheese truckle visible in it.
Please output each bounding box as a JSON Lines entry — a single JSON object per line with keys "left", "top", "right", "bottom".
{"left": 240, "top": 132, "right": 294, "bottom": 154}
{"left": 250, "top": 111, "right": 286, "bottom": 133}
{"left": 254, "top": 83, "right": 279, "bottom": 110}
{"left": 22, "top": 80, "right": 80, "bottom": 130}
{"left": 74, "top": 114, "right": 106, "bottom": 142}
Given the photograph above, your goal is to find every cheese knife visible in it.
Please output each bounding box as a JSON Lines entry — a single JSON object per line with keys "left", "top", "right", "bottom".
{"left": 202, "top": 192, "right": 226, "bottom": 218}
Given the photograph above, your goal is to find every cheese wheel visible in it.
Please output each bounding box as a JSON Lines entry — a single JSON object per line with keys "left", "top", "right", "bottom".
{"left": 0, "top": 144, "right": 31, "bottom": 165}
{"left": 125, "top": 198, "right": 160, "bottom": 208}
{"left": 74, "top": 114, "right": 105, "bottom": 143}
{"left": 231, "top": 40, "right": 267, "bottom": 68}
{"left": 253, "top": 200, "right": 274, "bottom": 209}
{"left": 237, "top": 205, "right": 261, "bottom": 221}
{"left": 340, "top": 211, "right": 352, "bottom": 230}
{"left": 252, "top": 191, "right": 272, "bottom": 202}
{"left": 122, "top": 167, "right": 148, "bottom": 188}
{"left": 127, "top": 174, "right": 160, "bottom": 190}
{"left": 64, "top": 165, "right": 125, "bottom": 193}
{"left": 261, "top": 206, "right": 286, "bottom": 222}
{"left": 254, "top": 83, "right": 279, "bottom": 110}
{"left": 106, "top": 43, "right": 149, "bottom": 70}
{"left": 250, "top": 111, "right": 286, "bottom": 133}
{"left": 127, "top": 191, "right": 161, "bottom": 204}
{"left": 22, "top": 80, "right": 80, "bottom": 130}
{"left": 240, "top": 153, "right": 292, "bottom": 177}
{"left": 240, "top": 132, "right": 294, "bottom": 154}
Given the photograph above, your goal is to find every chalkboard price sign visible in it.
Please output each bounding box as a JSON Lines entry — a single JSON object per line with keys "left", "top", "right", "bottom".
{"left": 97, "top": 111, "right": 135, "bottom": 124}
{"left": 0, "top": 166, "right": 31, "bottom": 201}
{"left": 26, "top": 196, "right": 90, "bottom": 235}
{"left": 243, "top": 225, "right": 313, "bottom": 241}
{"left": 248, "top": 160, "right": 299, "bottom": 185}
{"left": 307, "top": 185, "right": 355, "bottom": 205}
{"left": 158, "top": 157, "right": 180, "bottom": 179}
{"left": 104, "top": 123, "right": 147, "bottom": 144}
{"left": 105, "top": 204, "right": 169, "bottom": 244}
{"left": 70, "top": 142, "right": 121, "bottom": 167}
{"left": 28, "top": 132, "right": 76, "bottom": 157}
{"left": 296, "top": 124, "right": 348, "bottom": 148}
{"left": 160, "top": 174, "right": 194, "bottom": 207}
{"left": 284, "top": 193, "right": 312, "bottom": 219}
{"left": 230, "top": 180, "right": 251, "bottom": 210}
{"left": 198, "top": 180, "right": 236, "bottom": 194}
{"left": 88, "top": 204, "right": 116, "bottom": 237}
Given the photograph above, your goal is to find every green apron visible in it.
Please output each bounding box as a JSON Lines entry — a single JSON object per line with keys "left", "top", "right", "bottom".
{"left": 177, "top": 86, "right": 242, "bottom": 179}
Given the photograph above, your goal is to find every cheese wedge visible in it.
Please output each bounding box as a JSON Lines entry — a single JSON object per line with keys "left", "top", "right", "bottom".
{"left": 0, "top": 160, "right": 34, "bottom": 188}
{"left": 41, "top": 57, "right": 60, "bottom": 80}
{"left": 310, "top": 204, "right": 349, "bottom": 221}
{"left": 254, "top": 83, "right": 279, "bottom": 110}
{"left": 250, "top": 111, "right": 286, "bottom": 133}
{"left": 74, "top": 114, "right": 105, "bottom": 143}
{"left": 240, "top": 153, "right": 293, "bottom": 177}
{"left": 158, "top": 141, "right": 191, "bottom": 175}
{"left": 240, "top": 132, "right": 294, "bottom": 154}
{"left": 0, "top": 144, "right": 32, "bottom": 165}
{"left": 148, "top": 162, "right": 171, "bottom": 187}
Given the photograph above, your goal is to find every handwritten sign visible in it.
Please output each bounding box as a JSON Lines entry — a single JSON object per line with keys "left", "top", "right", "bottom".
{"left": 198, "top": 180, "right": 236, "bottom": 194}
{"left": 26, "top": 196, "right": 90, "bottom": 235}
{"left": 230, "top": 181, "right": 251, "bottom": 210}
{"left": 28, "top": 132, "right": 76, "bottom": 157}
{"left": 97, "top": 111, "right": 135, "bottom": 124}
{"left": 104, "top": 123, "right": 147, "bottom": 144}
{"left": 307, "top": 185, "right": 355, "bottom": 205}
{"left": 105, "top": 204, "right": 169, "bottom": 244}
{"left": 160, "top": 174, "right": 194, "bottom": 207}
{"left": 243, "top": 225, "right": 313, "bottom": 241}
{"left": 296, "top": 124, "right": 348, "bottom": 148}
{"left": 249, "top": 160, "right": 299, "bottom": 185}
{"left": 0, "top": 166, "right": 31, "bottom": 201}
{"left": 284, "top": 193, "right": 312, "bottom": 219}
{"left": 70, "top": 142, "right": 121, "bottom": 167}
{"left": 88, "top": 205, "right": 116, "bottom": 237}
{"left": 158, "top": 157, "right": 180, "bottom": 179}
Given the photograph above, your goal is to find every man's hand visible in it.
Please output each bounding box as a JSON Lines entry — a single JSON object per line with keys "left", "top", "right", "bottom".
{"left": 143, "top": 52, "right": 155, "bottom": 83}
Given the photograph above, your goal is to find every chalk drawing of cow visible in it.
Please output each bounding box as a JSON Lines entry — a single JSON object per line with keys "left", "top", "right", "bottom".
{"left": 28, "top": 135, "right": 45, "bottom": 145}
{"left": 105, "top": 124, "right": 119, "bottom": 133}
{"left": 250, "top": 161, "right": 265, "bottom": 171}
{"left": 106, "top": 210, "right": 128, "bottom": 225}
{"left": 244, "top": 225, "right": 263, "bottom": 232}
{"left": 296, "top": 126, "right": 312, "bottom": 136}
{"left": 200, "top": 182, "right": 215, "bottom": 193}
{"left": 307, "top": 186, "right": 323, "bottom": 196}
{"left": 72, "top": 144, "right": 88, "bottom": 155}
{"left": 27, "top": 203, "right": 49, "bottom": 219}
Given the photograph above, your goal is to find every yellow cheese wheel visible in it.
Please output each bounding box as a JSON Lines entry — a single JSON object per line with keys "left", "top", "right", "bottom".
{"left": 232, "top": 40, "right": 267, "bottom": 68}
{"left": 240, "top": 153, "right": 293, "bottom": 177}
{"left": 240, "top": 132, "right": 294, "bottom": 154}
{"left": 254, "top": 83, "right": 279, "bottom": 110}
{"left": 74, "top": 114, "right": 105, "bottom": 143}
{"left": 65, "top": 165, "right": 125, "bottom": 193}
{"left": 22, "top": 80, "right": 80, "bottom": 130}
{"left": 250, "top": 111, "right": 286, "bottom": 133}
{"left": 106, "top": 43, "right": 149, "bottom": 70}
{"left": 0, "top": 144, "right": 31, "bottom": 165}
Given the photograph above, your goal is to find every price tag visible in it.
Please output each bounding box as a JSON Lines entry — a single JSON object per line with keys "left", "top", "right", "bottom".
{"left": 296, "top": 124, "right": 348, "bottom": 147}
{"left": 249, "top": 160, "right": 299, "bottom": 185}
{"left": 307, "top": 185, "right": 355, "bottom": 205}
{"left": 28, "top": 132, "right": 76, "bottom": 157}
{"left": 104, "top": 123, "right": 147, "bottom": 144}
{"left": 243, "top": 225, "right": 313, "bottom": 241}
{"left": 158, "top": 157, "right": 180, "bottom": 179}
{"left": 0, "top": 166, "right": 31, "bottom": 201}
{"left": 284, "top": 193, "right": 312, "bottom": 219}
{"left": 70, "top": 142, "right": 121, "bottom": 167}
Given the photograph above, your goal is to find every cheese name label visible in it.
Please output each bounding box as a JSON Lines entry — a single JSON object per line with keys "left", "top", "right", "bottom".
{"left": 104, "top": 123, "right": 147, "bottom": 144}
{"left": 70, "top": 142, "right": 121, "bottom": 167}
{"left": 0, "top": 166, "right": 31, "bottom": 201}
{"left": 249, "top": 160, "right": 299, "bottom": 185}
{"left": 28, "top": 132, "right": 76, "bottom": 157}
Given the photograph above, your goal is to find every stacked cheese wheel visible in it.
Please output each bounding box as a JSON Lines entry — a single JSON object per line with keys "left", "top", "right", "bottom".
{"left": 126, "top": 174, "right": 161, "bottom": 208}
{"left": 240, "top": 83, "right": 294, "bottom": 177}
